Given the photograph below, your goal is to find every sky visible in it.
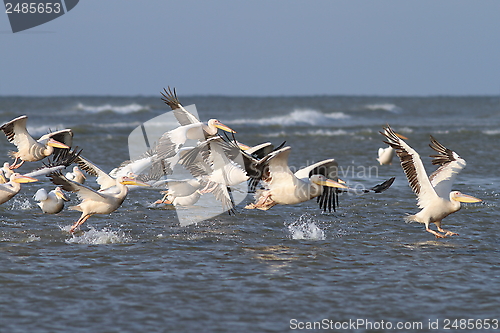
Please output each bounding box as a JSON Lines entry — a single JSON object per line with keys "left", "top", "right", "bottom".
{"left": 1, "top": 1, "right": 500, "bottom": 96}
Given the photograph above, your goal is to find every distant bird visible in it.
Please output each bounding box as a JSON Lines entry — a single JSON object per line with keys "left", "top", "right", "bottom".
{"left": 0, "top": 173, "right": 38, "bottom": 205}
{"left": 154, "top": 179, "right": 203, "bottom": 207}
{"left": 382, "top": 125, "right": 482, "bottom": 238}
{"left": 65, "top": 166, "right": 86, "bottom": 184}
{"left": 0, "top": 115, "right": 72, "bottom": 168}
{"left": 33, "top": 187, "right": 69, "bottom": 214}
{"left": 48, "top": 172, "right": 149, "bottom": 233}
{"left": 377, "top": 128, "right": 408, "bottom": 165}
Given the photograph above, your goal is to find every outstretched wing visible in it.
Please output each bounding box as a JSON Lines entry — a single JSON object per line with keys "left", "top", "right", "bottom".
{"left": 160, "top": 87, "right": 200, "bottom": 125}
{"left": 75, "top": 155, "right": 116, "bottom": 190}
{"left": 48, "top": 171, "right": 108, "bottom": 203}
{"left": 295, "top": 159, "right": 339, "bottom": 212}
{"left": 0, "top": 115, "right": 37, "bottom": 154}
{"left": 382, "top": 126, "right": 439, "bottom": 208}
{"left": 428, "top": 135, "right": 466, "bottom": 199}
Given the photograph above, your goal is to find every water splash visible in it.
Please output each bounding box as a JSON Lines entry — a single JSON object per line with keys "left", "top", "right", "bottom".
{"left": 65, "top": 227, "right": 131, "bottom": 245}
{"left": 287, "top": 215, "right": 326, "bottom": 240}
{"left": 10, "top": 198, "right": 33, "bottom": 210}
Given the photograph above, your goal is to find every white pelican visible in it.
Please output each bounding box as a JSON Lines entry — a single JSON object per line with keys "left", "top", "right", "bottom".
{"left": 65, "top": 166, "right": 86, "bottom": 184}
{"left": 179, "top": 137, "right": 250, "bottom": 213}
{"left": 160, "top": 87, "right": 235, "bottom": 138}
{"left": 0, "top": 115, "right": 72, "bottom": 168}
{"left": 48, "top": 172, "right": 149, "bottom": 233}
{"left": 382, "top": 125, "right": 482, "bottom": 238}
{"left": 0, "top": 173, "right": 38, "bottom": 205}
{"left": 1, "top": 162, "right": 14, "bottom": 179}
{"left": 244, "top": 147, "right": 348, "bottom": 211}
{"left": 154, "top": 179, "right": 203, "bottom": 206}
{"left": 377, "top": 129, "right": 408, "bottom": 165}
{"left": 33, "top": 187, "right": 69, "bottom": 214}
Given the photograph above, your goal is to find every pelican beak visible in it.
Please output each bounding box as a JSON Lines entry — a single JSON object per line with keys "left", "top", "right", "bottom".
{"left": 395, "top": 133, "right": 408, "bottom": 140}
{"left": 120, "top": 177, "right": 150, "bottom": 186}
{"left": 55, "top": 187, "right": 70, "bottom": 201}
{"left": 47, "top": 138, "right": 70, "bottom": 149}
{"left": 214, "top": 121, "right": 236, "bottom": 133}
{"left": 238, "top": 142, "right": 251, "bottom": 150}
{"left": 0, "top": 174, "right": 7, "bottom": 184}
{"left": 454, "top": 193, "right": 482, "bottom": 203}
{"left": 315, "top": 178, "right": 348, "bottom": 189}
{"left": 13, "top": 174, "right": 38, "bottom": 183}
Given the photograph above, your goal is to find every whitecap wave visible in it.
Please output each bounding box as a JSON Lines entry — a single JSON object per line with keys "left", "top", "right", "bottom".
{"left": 364, "top": 103, "right": 402, "bottom": 113}
{"left": 65, "top": 227, "right": 131, "bottom": 244}
{"left": 259, "top": 129, "right": 351, "bottom": 137}
{"left": 288, "top": 215, "right": 325, "bottom": 240}
{"left": 483, "top": 129, "right": 500, "bottom": 135}
{"left": 226, "top": 109, "right": 349, "bottom": 127}
{"left": 76, "top": 102, "right": 149, "bottom": 114}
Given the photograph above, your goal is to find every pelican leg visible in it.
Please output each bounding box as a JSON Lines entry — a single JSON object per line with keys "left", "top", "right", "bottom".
{"left": 9, "top": 158, "right": 24, "bottom": 169}
{"left": 435, "top": 221, "right": 458, "bottom": 236}
{"left": 69, "top": 215, "right": 91, "bottom": 233}
{"left": 437, "top": 227, "right": 459, "bottom": 236}
{"left": 154, "top": 191, "right": 171, "bottom": 204}
{"left": 425, "top": 227, "right": 446, "bottom": 238}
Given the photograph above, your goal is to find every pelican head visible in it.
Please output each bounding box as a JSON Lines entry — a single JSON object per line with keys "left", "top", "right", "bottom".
{"left": 207, "top": 119, "right": 236, "bottom": 134}
{"left": 54, "top": 186, "right": 70, "bottom": 201}
{"left": 11, "top": 173, "right": 38, "bottom": 183}
{"left": 47, "top": 138, "right": 70, "bottom": 149}
{"left": 310, "top": 175, "right": 348, "bottom": 188}
{"left": 450, "top": 191, "right": 482, "bottom": 203}
{"left": 118, "top": 176, "right": 150, "bottom": 187}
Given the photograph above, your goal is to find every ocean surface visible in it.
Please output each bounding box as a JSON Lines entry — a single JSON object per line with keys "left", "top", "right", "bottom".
{"left": 0, "top": 95, "right": 499, "bottom": 332}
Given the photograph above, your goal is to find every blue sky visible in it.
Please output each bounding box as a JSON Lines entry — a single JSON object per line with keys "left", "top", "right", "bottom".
{"left": 1, "top": 1, "right": 499, "bottom": 96}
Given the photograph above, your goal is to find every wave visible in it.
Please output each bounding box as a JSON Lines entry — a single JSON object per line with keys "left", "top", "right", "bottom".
{"left": 483, "top": 129, "right": 500, "bottom": 135}
{"left": 226, "top": 109, "right": 349, "bottom": 127}
{"left": 259, "top": 129, "right": 352, "bottom": 138}
{"left": 364, "top": 103, "right": 402, "bottom": 113}
{"left": 65, "top": 227, "right": 132, "bottom": 244}
{"left": 76, "top": 102, "right": 150, "bottom": 114}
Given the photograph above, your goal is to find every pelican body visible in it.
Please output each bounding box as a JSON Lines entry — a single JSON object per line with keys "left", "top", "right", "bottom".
{"left": 34, "top": 187, "right": 69, "bottom": 214}
{"left": 382, "top": 126, "right": 482, "bottom": 238}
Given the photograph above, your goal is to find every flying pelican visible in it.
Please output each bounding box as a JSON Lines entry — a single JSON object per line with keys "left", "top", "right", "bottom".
{"left": 48, "top": 171, "right": 149, "bottom": 233}
{"left": 154, "top": 179, "right": 203, "bottom": 206}
{"left": 244, "top": 147, "right": 348, "bottom": 211}
{"left": 160, "top": 87, "right": 235, "bottom": 138}
{"left": 382, "top": 125, "right": 482, "bottom": 238}
{"left": 0, "top": 173, "right": 38, "bottom": 205}
{"left": 377, "top": 129, "right": 408, "bottom": 165}
{"left": 33, "top": 187, "right": 69, "bottom": 214}
{"left": 65, "top": 166, "right": 86, "bottom": 184}
{"left": 0, "top": 115, "right": 72, "bottom": 169}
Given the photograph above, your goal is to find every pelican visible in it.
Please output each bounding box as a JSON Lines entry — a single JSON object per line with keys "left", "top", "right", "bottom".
{"left": 0, "top": 173, "right": 38, "bottom": 205}
{"left": 0, "top": 115, "right": 72, "bottom": 168}
{"left": 48, "top": 172, "right": 149, "bottom": 233}
{"left": 382, "top": 125, "right": 482, "bottom": 238}
{"left": 377, "top": 129, "right": 408, "bottom": 165}
{"left": 33, "top": 187, "right": 69, "bottom": 214}
{"left": 244, "top": 147, "right": 348, "bottom": 211}
{"left": 160, "top": 87, "right": 235, "bottom": 138}
{"left": 65, "top": 166, "right": 86, "bottom": 184}
{"left": 1, "top": 162, "right": 14, "bottom": 179}
{"left": 154, "top": 179, "right": 203, "bottom": 206}
{"left": 179, "top": 136, "right": 251, "bottom": 213}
